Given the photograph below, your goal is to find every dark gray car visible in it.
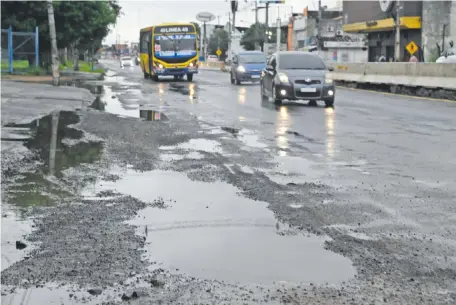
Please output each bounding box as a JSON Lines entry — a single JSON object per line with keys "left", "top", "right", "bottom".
{"left": 260, "top": 51, "right": 335, "bottom": 106}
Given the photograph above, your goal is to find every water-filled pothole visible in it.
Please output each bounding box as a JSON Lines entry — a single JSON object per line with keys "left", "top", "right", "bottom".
{"left": 88, "top": 169, "right": 355, "bottom": 285}
{"left": 4, "top": 111, "right": 103, "bottom": 206}
{"left": 90, "top": 85, "right": 168, "bottom": 121}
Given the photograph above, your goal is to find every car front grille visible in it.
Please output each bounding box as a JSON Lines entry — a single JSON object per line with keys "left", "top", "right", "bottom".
{"left": 295, "top": 89, "right": 321, "bottom": 98}
{"left": 295, "top": 79, "right": 321, "bottom": 85}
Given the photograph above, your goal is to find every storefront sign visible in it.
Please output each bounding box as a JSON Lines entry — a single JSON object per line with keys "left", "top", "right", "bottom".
{"left": 323, "top": 41, "right": 365, "bottom": 48}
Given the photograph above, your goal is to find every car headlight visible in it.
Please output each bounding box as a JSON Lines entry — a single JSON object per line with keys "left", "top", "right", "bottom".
{"left": 158, "top": 64, "right": 163, "bottom": 69}
{"left": 189, "top": 62, "right": 194, "bottom": 67}
{"left": 325, "top": 78, "right": 333, "bottom": 84}
{"left": 237, "top": 66, "right": 245, "bottom": 72}
{"left": 278, "top": 73, "right": 289, "bottom": 83}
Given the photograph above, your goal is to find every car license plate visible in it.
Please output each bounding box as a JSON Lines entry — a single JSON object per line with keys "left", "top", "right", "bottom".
{"left": 300, "top": 87, "right": 316, "bottom": 92}
{"left": 251, "top": 75, "right": 260, "bottom": 79}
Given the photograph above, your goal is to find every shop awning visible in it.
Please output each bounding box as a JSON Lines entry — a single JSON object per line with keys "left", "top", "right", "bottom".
{"left": 342, "top": 16, "right": 421, "bottom": 33}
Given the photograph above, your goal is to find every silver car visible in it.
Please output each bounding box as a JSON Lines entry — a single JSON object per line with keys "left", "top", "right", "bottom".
{"left": 120, "top": 56, "right": 133, "bottom": 68}
{"left": 260, "top": 51, "right": 335, "bottom": 106}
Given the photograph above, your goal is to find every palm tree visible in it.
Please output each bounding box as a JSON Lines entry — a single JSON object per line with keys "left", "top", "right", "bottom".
{"left": 47, "top": 0, "right": 60, "bottom": 86}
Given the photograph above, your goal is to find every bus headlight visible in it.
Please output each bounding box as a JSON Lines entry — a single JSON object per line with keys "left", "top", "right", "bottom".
{"left": 189, "top": 62, "right": 194, "bottom": 67}
{"left": 158, "top": 64, "right": 163, "bottom": 69}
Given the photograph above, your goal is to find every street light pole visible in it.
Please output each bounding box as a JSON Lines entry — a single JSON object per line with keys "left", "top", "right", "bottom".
{"left": 394, "top": 1, "right": 401, "bottom": 61}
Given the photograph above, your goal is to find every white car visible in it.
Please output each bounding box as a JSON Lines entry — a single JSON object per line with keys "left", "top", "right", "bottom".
{"left": 120, "top": 56, "right": 133, "bottom": 67}
{"left": 436, "top": 46, "right": 456, "bottom": 63}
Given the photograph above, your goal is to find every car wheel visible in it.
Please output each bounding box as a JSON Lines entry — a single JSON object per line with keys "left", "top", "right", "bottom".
{"left": 324, "top": 97, "right": 334, "bottom": 107}
{"left": 230, "top": 73, "right": 235, "bottom": 84}
{"left": 271, "top": 83, "right": 282, "bottom": 105}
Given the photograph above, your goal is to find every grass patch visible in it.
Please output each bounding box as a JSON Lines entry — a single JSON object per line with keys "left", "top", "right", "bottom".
{"left": 59, "top": 60, "right": 104, "bottom": 73}
{"left": 1, "top": 60, "right": 47, "bottom": 75}
{"left": 1, "top": 59, "right": 30, "bottom": 69}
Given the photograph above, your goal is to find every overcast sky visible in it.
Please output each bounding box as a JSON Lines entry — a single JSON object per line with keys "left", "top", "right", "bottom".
{"left": 104, "top": 0, "right": 340, "bottom": 45}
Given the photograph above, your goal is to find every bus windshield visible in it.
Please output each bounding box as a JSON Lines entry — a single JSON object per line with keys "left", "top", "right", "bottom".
{"left": 154, "top": 34, "right": 196, "bottom": 56}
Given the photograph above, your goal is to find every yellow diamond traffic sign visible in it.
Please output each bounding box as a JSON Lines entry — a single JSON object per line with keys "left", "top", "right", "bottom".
{"left": 406, "top": 41, "right": 418, "bottom": 55}
{"left": 216, "top": 48, "right": 222, "bottom": 56}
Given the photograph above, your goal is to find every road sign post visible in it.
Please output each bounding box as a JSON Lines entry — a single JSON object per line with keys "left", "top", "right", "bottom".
{"left": 196, "top": 12, "right": 216, "bottom": 62}
{"left": 405, "top": 41, "right": 418, "bottom": 55}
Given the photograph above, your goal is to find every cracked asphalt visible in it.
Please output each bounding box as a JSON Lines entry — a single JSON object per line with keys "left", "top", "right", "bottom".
{"left": 1, "top": 59, "right": 456, "bottom": 305}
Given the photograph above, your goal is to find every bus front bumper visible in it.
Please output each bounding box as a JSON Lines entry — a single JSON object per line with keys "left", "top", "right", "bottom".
{"left": 153, "top": 67, "right": 199, "bottom": 76}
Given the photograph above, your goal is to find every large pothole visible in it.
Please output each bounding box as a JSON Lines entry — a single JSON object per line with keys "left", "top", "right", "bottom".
{"left": 86, "top": 168, "right": 356, "bottom": 286}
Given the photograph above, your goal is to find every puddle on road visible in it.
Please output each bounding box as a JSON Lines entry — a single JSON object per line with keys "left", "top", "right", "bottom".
{"left": 91, "top": 85, "right": 169, "bottom": 121}
{"left": 1, "top": 206, "right": 33, "bottom": 271}
{"left": 238, "top": 129, "right": 269, "bottom": 150}
{"left": 4, "top": 111, "right": 103, "bottom": 207}
{"left": 90, "top": 169, "right": 355, "bottom": 285}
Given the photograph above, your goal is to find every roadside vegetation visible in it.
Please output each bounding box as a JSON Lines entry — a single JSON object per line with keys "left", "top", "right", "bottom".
{"left": 1, "top": 1, "right": 121, "bottom": 74}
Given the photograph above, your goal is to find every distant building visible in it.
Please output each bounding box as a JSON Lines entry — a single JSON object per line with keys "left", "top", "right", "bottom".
{"left": 289, "top": 6, "right": 367, "bottom": 63}
{"left": 342, "top": 0, "right": 456, "bottom": 62}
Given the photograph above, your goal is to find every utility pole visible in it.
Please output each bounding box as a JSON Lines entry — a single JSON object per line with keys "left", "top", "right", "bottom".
{"left": 230, "top": 1, "right": 238, "bottom": 62}
{"left": 395, "top": 1, "right": 401, "bottom": 61}
{"left": 317, "top": 0, "right": 322, "bottom": 38}
{"left": 276, "top": 17, "right": 281, "bottom": 59}
{"left": 203, "top": 21, "right": 207, "bottom": 61}
{"left": 255, "top": 1, "right": 258, "bottom": 24}
{"left": 47, "top": 0, "right": 59, "bottom": 86}
{"left": 227, "top": 12, "right": 232, "bottom": 61}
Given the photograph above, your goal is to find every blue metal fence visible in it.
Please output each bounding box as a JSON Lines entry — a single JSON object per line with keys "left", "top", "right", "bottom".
{"left": 1, "top": 26, "right": 39, "bottom": 73}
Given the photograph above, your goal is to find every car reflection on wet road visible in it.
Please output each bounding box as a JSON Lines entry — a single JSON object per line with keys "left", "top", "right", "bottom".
{"left": 2, "top": 59, "right": 456, "bottom": 305}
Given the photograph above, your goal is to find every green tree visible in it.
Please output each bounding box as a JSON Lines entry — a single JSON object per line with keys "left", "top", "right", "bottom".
{"left": 1, "top": 1, "right": 121, "bottom": 66}
{"left": 208, "top": 28, "right": 229, "bottom": 58}
{"left": 240, "top": 23, "right": 286, "bottom": 51}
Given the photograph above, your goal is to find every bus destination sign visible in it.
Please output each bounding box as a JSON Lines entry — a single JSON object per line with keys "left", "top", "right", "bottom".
{"left": 154, "top": 25, "right": 194, "bottom": 34}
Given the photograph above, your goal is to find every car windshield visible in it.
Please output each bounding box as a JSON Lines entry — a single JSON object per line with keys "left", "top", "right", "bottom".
{"left": 121, "top": 57, "right": 131, "bottom": 60}
{"left": 239, "top": 54, "right": 266, "bottom": 64}
{"left": 278, "top": 53, "right": 326, "bottom": 70}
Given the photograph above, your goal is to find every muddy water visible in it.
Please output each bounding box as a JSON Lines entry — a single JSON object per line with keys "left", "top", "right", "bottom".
{"left": 87, "top": 169, "right": 355, "bottom": 286}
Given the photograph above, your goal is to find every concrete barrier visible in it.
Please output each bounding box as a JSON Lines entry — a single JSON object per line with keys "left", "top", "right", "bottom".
{"left": 327, "top": 63, "right": 456, "bottom": 90}
{"left": 199, "top": 61, "right": 224, "bottom": 70}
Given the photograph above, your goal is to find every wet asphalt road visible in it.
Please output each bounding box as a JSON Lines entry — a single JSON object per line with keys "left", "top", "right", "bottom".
{"left": 1, "top": 59, "right": 456, "bottom": 305}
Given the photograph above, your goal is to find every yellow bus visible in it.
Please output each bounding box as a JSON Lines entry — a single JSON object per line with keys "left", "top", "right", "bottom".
{"left": 139, "top": 22, "right": 199, "bottom": 82}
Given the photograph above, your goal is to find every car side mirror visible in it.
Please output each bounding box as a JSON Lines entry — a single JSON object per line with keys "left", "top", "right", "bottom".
{"left": 328, "top": 67, "right": 334, "bottom": 72}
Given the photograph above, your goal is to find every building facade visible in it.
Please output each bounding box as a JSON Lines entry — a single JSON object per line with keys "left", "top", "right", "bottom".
{"left": 289, "top": 8, "right": 367, "bottom": 63}
{"left": 342, "top": 0, "right": 456, "bottom": 62}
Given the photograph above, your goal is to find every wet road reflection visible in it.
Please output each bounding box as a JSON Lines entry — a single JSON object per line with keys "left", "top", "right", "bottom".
{"left": 324, "top": 107, "right": 336, "bottom": 159}
{"left": 276, "top": 106, "right": 291, "bottom": 156}
{"left": 238, "top": 87, "right": 246, "bottom": 105}
{"left": 139, "top": 110, "right": 169, "bottom": 121}
{"left": 3, "top": 111, "right": 103, "bottom": 206}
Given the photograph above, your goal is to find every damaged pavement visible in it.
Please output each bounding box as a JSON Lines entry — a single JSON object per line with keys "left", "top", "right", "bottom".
{"left": 1, "top": 61, "right": 456, "bottom": 305}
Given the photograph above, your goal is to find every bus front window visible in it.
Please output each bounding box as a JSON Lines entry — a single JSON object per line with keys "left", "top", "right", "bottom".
{"left": 155, "top": 36, "right": 174, "bottom": 52}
